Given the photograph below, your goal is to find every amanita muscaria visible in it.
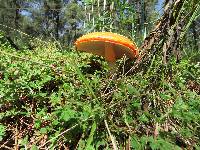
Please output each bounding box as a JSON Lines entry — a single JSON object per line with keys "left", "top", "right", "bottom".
{"left": 74, "top": 32, "right": 139, "bottom": 73}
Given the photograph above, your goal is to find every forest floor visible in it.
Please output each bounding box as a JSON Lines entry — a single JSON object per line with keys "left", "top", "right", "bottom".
{"left": 0, "top": 38, "right": 200, "bottom": 149}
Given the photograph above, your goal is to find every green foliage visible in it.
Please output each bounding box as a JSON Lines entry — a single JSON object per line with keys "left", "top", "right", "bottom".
{"left": 0, "top": 0, "right": 200, "bottom": 149}
{"left": 0, "top": 124, "right": 6, "bottom": 141}
{"left": 0, "top": 33, "right": 199, "bottom": 149}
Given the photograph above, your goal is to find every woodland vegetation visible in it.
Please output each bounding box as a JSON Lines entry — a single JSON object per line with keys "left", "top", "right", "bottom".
{"left": 0, "top": 0, "right": 200, "bottom": 149}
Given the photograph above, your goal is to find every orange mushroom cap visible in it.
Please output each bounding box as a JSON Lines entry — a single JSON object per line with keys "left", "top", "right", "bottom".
{"left": 74, "top": 32, "right": 139, "bottom": 60}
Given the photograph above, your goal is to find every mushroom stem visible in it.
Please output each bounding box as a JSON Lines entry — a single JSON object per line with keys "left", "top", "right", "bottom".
{"left": 105, "top": 42, "right": 115, "bottom": 62}
{"left": 105, "top": 42, "right": 116, "bottom": 74}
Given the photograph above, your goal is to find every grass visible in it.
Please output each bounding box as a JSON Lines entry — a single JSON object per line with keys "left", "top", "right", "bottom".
{"left": 0, "top": 32, "right": 200, "bottom": 149}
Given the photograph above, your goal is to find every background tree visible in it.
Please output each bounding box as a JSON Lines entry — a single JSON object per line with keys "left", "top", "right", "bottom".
{"left": 0, "top": 0, "right": 199, "bottom": 51}
{"left": 63, "top": 0, "right": 84, "bottom": 46}
{"left": 0, "top": 0, "right": 25, "bottom": 49}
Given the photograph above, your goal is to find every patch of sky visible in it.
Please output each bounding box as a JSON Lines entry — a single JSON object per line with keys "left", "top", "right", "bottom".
{"left": 20, "top": 1, "right": 41, "bottom": 17}
{"left": 155, "top": 0, "right": 164, "bottom": 15}
{"left": 20, "top": 10, "right": 32, "bottom": 16}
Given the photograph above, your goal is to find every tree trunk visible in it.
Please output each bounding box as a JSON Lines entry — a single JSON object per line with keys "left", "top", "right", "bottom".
{"left": 55, "top": 1, "right": 62, "bottom": 40}
{"left": 55, "top": 9, "right": 60, "bottom": 40}
{"left": 143, "top": 0, "right": 199, "bottom": 61}
{"left": 14, "top": 0, "right": 20, "bottom": 29}
{"left": 126, "top": 0, "right": 200, "bottom": 74}
{"left": 192, "top": 21, "right": 198, "bottom": 50}
{"left": 141, "top": 0, "right": 185, "bottom": 62}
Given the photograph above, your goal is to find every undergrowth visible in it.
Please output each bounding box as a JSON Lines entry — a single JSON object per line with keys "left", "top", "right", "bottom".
{"left": 0, "top": 32, "right": 200, "bottom": 149}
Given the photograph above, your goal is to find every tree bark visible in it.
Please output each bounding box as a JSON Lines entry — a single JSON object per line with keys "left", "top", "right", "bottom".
{"left": 192, "top": 21, "right": 198, "bottom": 50}
{"left": 14, "top": 0, "right": 20, "bottom": 29}
{"left": 126, "top": 0, "right": 200, "bottom": 75}
{"left": 55, "top": 10, "right": 60, "bottom": 40}
{"left": 54, "top": 1, "right": 62, "bottom": 40}
{"left": 140, "top": 0, "right": 185, "bottom": 63}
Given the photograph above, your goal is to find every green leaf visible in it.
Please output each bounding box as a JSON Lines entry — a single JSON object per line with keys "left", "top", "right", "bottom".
{"left": 34, "top": 120, "right": 42, "bottom": 129}
{"left": 139, "top": 114, "right": 149, "bottom": 123}
{"left": 31, "top": 145, "right": 39, "bottom": 150}
{"left": 85, "top": 121, "right": 97, "bottom": 149}
{"left": 50, "top": 93, "right": 61, "bottom": 105}
{"left": 127, "top": 84, "right": 139, "bottom": 96}
{"left": 52, "top": 119, "right": 59, "bottom": 126}
{"left": 19, "top": 135, "right": 29, "bottom": 146}
{"left": 160, "top": 93, "right": 171, "bottom": 100}
{"left": 0, "top": 124, "right": 6, "bottom": 141}
{"left": 40, "top": 127, "right": 48, "bottom": 134}
{"left": 60, "top": 107, "right": 76, "bottom": 122}
{"left": 131, "top": 136, "right": 142, "bottom": 150}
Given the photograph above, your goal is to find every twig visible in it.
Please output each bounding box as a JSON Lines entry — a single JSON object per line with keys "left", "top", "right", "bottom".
{"left": 0, "top": 145, "right": 13, "bottom": 150}
{"left": 104, "top": 119, "right": 118, "bottom": 150}
{"left": 102, "top": 73, "right": 117, "bottom": 95}
{"left": 0, "top": 136, "right": 14, "bottom": 149}
{"left": 14, "top": 125, "right": 19, "bottom": 150}
{"left": 38, "top": 124, "right": 78, "bottom": 149}
{"left": 126, "top": 136, "right": 131, "bottom": 150}
{"left": 38, "top": 115, "right": 94, "bottom": 149}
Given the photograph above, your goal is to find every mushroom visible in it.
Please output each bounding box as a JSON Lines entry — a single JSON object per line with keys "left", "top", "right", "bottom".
{"left": 74, "top": 32, "right": 139, "bottom": 73}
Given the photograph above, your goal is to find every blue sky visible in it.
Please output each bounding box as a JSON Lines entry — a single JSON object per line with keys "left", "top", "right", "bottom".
{"left": 156, "top": 0, "right": 164, "bottom": 14}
